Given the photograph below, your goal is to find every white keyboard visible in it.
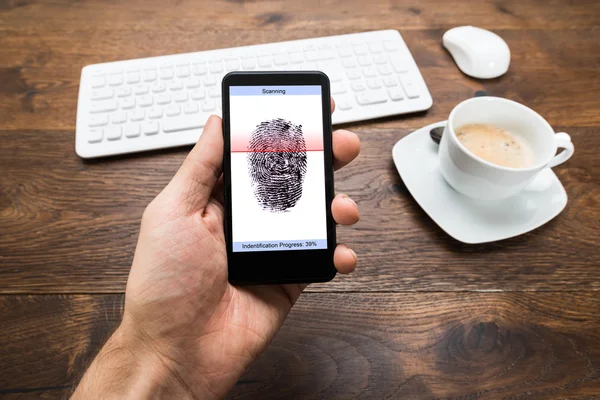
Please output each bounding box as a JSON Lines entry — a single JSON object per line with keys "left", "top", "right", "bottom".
{"left": 76, "top": 30, "right": 432, "bottom": 158}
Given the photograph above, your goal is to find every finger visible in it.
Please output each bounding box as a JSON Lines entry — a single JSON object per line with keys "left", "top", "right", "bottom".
{"left": 331, "top": 96, "right": 335, "bottom": 114}
{"left": 334, "top": 244, "right": 357, "bottom": 274}
{"left": 332, "top": 129, "right": 360, "bottom": 170}
{"left": 169, "top": 115, "right": 223, "bottom": 212}
{"left": 331, "top": 194, "right": 359, "bottom": 225}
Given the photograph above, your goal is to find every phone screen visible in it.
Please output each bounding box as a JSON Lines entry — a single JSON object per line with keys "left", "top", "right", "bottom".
{"left": 229, "top": 85, "right": 327, "bottom": 253}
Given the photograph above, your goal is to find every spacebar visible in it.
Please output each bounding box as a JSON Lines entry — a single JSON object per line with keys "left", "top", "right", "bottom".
{"left": 163, "top": 116, "right": 205, "bottom": 133}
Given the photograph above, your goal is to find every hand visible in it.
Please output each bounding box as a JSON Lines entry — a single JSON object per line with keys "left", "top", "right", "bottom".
{"left": 73, "top": 101, "right": 360, "bottom": 399}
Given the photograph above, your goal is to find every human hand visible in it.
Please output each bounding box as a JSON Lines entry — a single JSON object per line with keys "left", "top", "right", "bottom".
{"left": 73, "top": 100, "right": 360, "bottom": 399}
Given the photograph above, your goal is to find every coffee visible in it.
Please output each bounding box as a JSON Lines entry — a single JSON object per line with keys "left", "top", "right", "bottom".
{"left": 455, "top": 123, "right": 535, "bottom": 168}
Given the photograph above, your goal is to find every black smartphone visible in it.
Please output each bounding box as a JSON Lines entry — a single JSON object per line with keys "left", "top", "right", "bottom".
{"left": 222, "top": 72, "right": 336, "bottom": 285}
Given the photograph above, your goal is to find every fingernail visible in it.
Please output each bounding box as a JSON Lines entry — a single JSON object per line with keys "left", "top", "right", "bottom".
{"left": 349, "top": 248, "right": 357, "bottom": 262}
{"left": 345, "top": 196, "right": 357, "bottom": 207}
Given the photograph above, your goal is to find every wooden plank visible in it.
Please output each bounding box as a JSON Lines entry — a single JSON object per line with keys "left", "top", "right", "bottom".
{"left": 2, "top": 27, "right": 600, "bottom": 131}
{"left": 1, "top": 0, "right": 599, "bottom": 31}
{"left": 1, "top": 293, "right": 599, "bottom": 398}
{"left": 1, "top": 126, "right": 598, "bottom": 293}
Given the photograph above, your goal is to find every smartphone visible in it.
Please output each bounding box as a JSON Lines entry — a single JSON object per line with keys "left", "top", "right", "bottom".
{"left": 222, "top": 72, "right": 336, "bottom": 284}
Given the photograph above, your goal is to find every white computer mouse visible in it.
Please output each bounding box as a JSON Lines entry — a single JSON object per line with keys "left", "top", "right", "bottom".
{"left": 442, "top": 26, "right": 510, "bottom": 79}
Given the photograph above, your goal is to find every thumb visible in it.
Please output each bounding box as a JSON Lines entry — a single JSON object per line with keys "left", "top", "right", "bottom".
{"left": 166, "top": 115, "right": 224, "bottom": 214}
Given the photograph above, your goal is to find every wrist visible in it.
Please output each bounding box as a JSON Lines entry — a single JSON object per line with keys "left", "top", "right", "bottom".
{"left": 72, "top": 319, "right": 216, "bottom": 400}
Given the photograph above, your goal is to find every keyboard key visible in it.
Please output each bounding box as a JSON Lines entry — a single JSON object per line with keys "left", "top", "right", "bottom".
{"left": 351, "top": 81, "right": 367, "bottom": 92}
{"left": 88, "top": 115, "right": 109, "bottom": 127}
{"left": 201, "top": 99, "right": 216, "bottom": 111}
{"left": 226, "top": 60, "right": 241, "bottom": 71}
{"left": 106, "top": 126, "right": 122, "bottom": 141}
{"left": 373, "top": 54, "right": 388, "bottom": 64}
{"left": 388, "top": 87, "right": 405, "bottom": 101}
{"left": 342, "top": 58, "right": 357, "bottom": 68}
{"left": 160, "top": 67, "right": 174, "bottom": 80}
{"left": 384, "top": 41, "right": 400, "bottom": 51}
{"left": 191, "top": 89, "right": 206, "bottom": 100}
{"left": 369, "top": 42, "right": 383, "bottom": 53}
{"left": 166, "top": 104, "right": 181, "bottom": 117}
{"left": 88, "top": 128, "right": 103, "bottom": 143}
{"left": 107, "top": 74, "right": 123, "bottom": 86}
{"left": 274, "top": 55, "right": 288, "bottom": 65}
{"left": 126, "top": 72, "right": 140, "bottom": 84}
{"left": 130, "top": 110, "right": 145, "bottom": 121}
{"left": 242, "top": 58, "right": 256, "bottom": 69}
{"left": 362, "top": 67, "right": 378, "bottom": 77}
{"left": 116, "top": 87, "right": 132, "bottom": 97}
{"left": 289, "top": 53, "right": 303, "bottom": 64}
{"left": 143, "top": 69, "right": 157, "bottom": 82}
{"left": 332, "top": 83, "right": 347, "bottom": 94}
{"left": 174, "top": 91, "right": 188, "bottom": 102}
{"left": 111, "top": 112, "right": 127, "bottom": 124}
{"left": 185, "top": 77, "right": 201, "bottom": 88}
{"left": 318, "top": 50, "right": 334, "bottom": 60}
{"left": 168, "top": 81, "right": 183, "bottom": 91}
{"left": 383, "top": 76, "right": 399, "bottom": 87}
{"left": 182, "top": 102, "right": 198, "bottom": 114}
{"left": 152, "top": 81, "right": 167, "bottom": 93}
{"left": 257, "top": 56, "right": 272, "bottom": 67}
{"left": 400, "top": 77, "right": 420, "bottom": 98}
{"left": 91, "top": 88, "right": 113, "bottom": 100}
{"left": 156, "top": 93, "right": 171, "bottom": 105}
{"left": 143, "top": 121, "right": 159, "bottom": 135}
{"left": 134, "top": 84, "right": 149, "bottom": 95}
{"left": 378, "top": 65, "right": 393, "bottom": 76}
{"left": 367, "top": 78, "right": 382, "bottom": 89}
{"left": 356, "top": 90, "right": 388, "bottom": 105}
{"left": 337, "top": 46, "right": 353, "bottom": 57}
{"left": 148, "top": 107, "right": 163, "bottom": 119}
{"left": 391, "top": 57, "right": 409, "bottom": 73}
{"left": 353, "top": 44, "right": 368, "bottom": 55}
{"left": 209, "top": 88, "right": 221, "bottom": 98}
{"left": 347, "top": 69, "right": 361, "bottom": 80}
{"left": 163, "top": 115, "right": 205, "bottom": 133}
{"left": 337, "top": 97, "right": 353, "bottom": 110}
{"left": 193, "top": 64, "right": 207, "bottom": 75}
{"left": 176, "top": 66, "right": 191, "bottom": 78}
{"left": 209, "top": 61, "right": 223, "bottom": 73}
{"left": 327, "top": 71, "right": 343, "bottom": 82}
{"left": 358, "top": 55, "right": 372, "bottom": 67}
{"left": 138, "top": 95, "right": 153, "bottom": 107}
{"left": 124, "top": 123, "right": 141, "bottom": 138}
{"left": 305, "top": 51, "right": 319, "bottom": 61}
{"left": 90, "top": 77, "right": 106, "bottom": 88}
{"left": 203, "top": 76, "right": 217, "bottom": 86}
{"left": 90, "top": 99, "right": 118, "bottom": 113}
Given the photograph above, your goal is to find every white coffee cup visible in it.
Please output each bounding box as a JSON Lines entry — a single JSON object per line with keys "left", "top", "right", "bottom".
{"left": 438, "top": 97, "right": 574, "bottom": 201}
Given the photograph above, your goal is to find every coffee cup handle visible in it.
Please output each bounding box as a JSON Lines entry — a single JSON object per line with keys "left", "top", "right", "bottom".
{"left": 547, "top": 132, "right": 574, "bottom": 168}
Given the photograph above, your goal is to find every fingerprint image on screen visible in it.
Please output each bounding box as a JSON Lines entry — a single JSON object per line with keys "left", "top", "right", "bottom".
{"left": 247, "top": 118, "right": 307, "bottom": 212}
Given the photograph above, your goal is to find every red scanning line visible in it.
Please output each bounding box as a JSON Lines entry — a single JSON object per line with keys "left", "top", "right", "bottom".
{"left": 231, "top": 149, "right": 324, "bottom": 153}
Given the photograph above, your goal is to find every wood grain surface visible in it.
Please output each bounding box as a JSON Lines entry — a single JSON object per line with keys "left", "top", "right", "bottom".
{"left": 1, "top": 293, "right": 600, "bottom": 399}
{"left": 1, "top": 0, "right": 599, "bottom": 398}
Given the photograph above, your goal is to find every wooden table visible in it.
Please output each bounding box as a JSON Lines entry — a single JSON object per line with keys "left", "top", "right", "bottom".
{"left": 1, "top": 0, "right": 599, "bottom": 398}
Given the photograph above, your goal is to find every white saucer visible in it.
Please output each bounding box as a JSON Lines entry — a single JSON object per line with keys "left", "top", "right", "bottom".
{"left": 392, "top": 121, "right": 568, "bottom": 244}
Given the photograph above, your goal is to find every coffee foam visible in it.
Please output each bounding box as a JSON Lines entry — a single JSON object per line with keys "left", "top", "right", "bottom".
{"left": 456, "top": 124, "right": 535, "bottom": 169}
